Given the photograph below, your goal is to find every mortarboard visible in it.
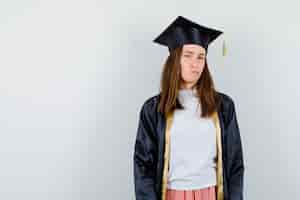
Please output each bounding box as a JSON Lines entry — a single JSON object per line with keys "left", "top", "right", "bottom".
{"left": 153, "top": 16, "right": 227, "bottom": 56}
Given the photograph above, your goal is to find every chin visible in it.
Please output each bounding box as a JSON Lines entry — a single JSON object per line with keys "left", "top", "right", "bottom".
{"left": 189, "top": 77, "right": 199, "bottom": 83}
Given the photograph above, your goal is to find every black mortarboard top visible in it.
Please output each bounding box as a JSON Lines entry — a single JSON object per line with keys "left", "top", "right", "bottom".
{"left": 153, "top": 16, "right": 227, "bottom": 56}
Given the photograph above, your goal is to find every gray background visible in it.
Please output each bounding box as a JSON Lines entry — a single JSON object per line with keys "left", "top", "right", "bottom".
{"left": 1, "top": 0, "right": 299, "bottom": 199}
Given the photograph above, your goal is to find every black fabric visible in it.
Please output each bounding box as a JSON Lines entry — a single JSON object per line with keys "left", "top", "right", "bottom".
{"left": 153, "top": 16, "right": 223, "bottom": 51}
{"left": 133, "top": 91, "right": 245, "bottom": 200}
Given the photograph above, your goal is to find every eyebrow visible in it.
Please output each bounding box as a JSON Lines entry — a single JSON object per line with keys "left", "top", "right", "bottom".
{"left": 183, "top": 50, "right": 205, "bottom": 56}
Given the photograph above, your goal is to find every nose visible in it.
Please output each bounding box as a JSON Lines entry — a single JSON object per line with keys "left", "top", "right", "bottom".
{"left": 191, "top": 59, "right": 199, "bottom": 68}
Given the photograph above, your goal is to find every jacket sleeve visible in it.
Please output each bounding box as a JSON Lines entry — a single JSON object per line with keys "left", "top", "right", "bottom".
{"left": 226, "top": 100, "right": 245, "bottom": 200}
{"left": 133, "top": 102, "right": 158, "bottom": 200}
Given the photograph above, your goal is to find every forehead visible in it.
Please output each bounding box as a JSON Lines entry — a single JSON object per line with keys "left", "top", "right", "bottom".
{"left": 182, "top": 44, "right": 206, "bottom": 54}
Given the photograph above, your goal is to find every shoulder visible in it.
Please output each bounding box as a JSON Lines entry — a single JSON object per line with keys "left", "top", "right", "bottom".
{"left": 141, "top": 91, "right": 236, "bottom": 111}
{"left": 216, "top": 90, "right": 237, "bottom": 111}
{"left": 216, "top": 91, "right": 239, "bottom": 127}
{"left": 140, "top": 91, "right": 238, "bottom": 119}
{"left": 142, "top": 94, "right": 161, "bottom": 110}
{"left": 216, "top": 91, "right": 235, "bottom": 106}
{"left": 138, "top": 93, "right": 161, "bottom": 121}
{"left": 140, "top": 92, "right": 163, "bottom": 113}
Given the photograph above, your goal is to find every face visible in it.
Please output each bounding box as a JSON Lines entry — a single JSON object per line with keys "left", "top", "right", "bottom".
{"left": 180, "top": 44, "right": 206, "bottom": 89}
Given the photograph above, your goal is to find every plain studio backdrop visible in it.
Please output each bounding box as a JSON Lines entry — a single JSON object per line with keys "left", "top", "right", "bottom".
{"left": 0, "top": 0, "right": 299, "bottom": 199}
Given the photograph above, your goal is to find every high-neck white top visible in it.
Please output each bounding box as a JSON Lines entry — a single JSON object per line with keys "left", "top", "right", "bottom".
{"left": 167, "top": 87, "right": 217, "bottom": 190}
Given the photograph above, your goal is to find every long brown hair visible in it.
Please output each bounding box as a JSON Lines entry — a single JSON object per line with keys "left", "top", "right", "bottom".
{"left": 157, "top": 46, "right": 221, "bottom": 118}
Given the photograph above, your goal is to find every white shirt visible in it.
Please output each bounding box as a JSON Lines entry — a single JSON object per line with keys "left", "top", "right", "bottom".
{"left": 167, "top": 88, "right": 217, "bottom": 190}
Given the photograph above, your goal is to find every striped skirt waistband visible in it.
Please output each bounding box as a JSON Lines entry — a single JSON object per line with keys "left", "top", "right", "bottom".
{"left": 166, "top": 185, "right": 216, "bottom": 200}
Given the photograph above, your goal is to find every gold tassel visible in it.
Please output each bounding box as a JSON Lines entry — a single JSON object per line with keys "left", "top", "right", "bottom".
{"left": 222, "top": 34, "right": 227, "bottom": 57}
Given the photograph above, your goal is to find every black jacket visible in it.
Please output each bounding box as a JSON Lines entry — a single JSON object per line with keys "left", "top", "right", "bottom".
{"left": 133, "top": 91, "right": 245, "bottom": 200}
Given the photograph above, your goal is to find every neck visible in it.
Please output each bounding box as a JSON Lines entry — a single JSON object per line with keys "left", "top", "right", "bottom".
{"left": 180, "top": 83, "right": 196, "bottom": 90}
{"left": 180, "top": 79, "right": 198, "bottom": 89}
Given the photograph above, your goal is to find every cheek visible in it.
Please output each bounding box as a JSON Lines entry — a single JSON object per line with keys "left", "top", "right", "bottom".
{"left": 197, "top": 61, "right": 206, "bottom": 72}
{"left": 200, "top": 62, "right": 205, "bottom": 70}
{"left": 199, "top": 59, "right": 205, "bottom": 66}
{"left": 180, "top": 63, "right": 189, "bottom": 76}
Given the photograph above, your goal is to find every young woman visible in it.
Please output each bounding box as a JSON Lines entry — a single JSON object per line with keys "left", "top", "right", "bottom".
{"left": 133, "top": 16, "right": 245, "bottom": 200}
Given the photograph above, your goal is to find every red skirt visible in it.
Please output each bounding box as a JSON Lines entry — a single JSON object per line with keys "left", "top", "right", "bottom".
{"left": 166, "top": 185, "right": 216, "bottom": 200}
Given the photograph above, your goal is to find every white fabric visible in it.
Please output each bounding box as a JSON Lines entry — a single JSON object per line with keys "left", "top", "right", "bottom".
{"left": 167, "top": 87, "right": 217, "bottom": 190}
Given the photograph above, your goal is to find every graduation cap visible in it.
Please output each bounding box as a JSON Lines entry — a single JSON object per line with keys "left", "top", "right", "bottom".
{"left": 153, "top": 16, "right": 227, "bottom": 56}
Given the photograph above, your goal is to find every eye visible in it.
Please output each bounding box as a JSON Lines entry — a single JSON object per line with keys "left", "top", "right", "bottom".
{"left": 183, "top": 54, "right": 191, "bottom": 57}
{"left": 197, "top": 57, "right": 204, "bottom": 60}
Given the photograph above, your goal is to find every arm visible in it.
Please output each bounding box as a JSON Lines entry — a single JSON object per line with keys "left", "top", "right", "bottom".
{"left": 227, "top": 101, "right": 245, "bottom": 200}
{"left": 133, "top": 102, "right": 158, "bottom": 200}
